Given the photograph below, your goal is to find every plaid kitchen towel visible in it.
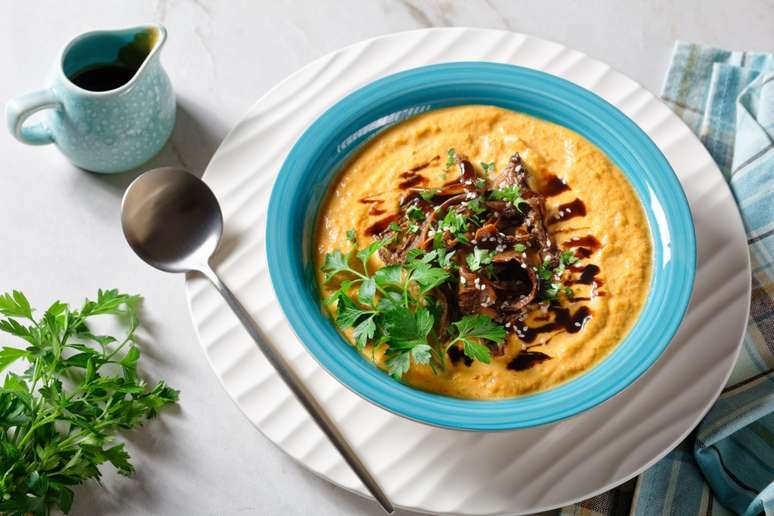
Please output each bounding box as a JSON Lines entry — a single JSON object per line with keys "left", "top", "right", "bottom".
{"left": 561, "top": 42, "right": 774, "bottom": 516}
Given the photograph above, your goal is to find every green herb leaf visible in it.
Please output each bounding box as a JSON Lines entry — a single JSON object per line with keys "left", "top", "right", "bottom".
{"left": 560, "top": 249, "right": 579, "bottom": 266}
{"left": 346, "top": 228, "right": 357, "bottom": 243}
{"left": 513, "top": 243, "right": 526, "bottom": 253}
{"left": 335, "top": 294, "right": 372, "bottom": 329}
{"left": 321, "top": 250, "right": 353, "bottom": 283}
{"left": 465, "top": 247, "right": 494, "bottom": 272}
{"left": 386, "top": 351, "right": 411, "bottom": 379}
{"left": 356, "top": 240, "right": 386, "bottom": 267}
{"left": 406, "top": 205, "right": 424, "bottom": 221}
{"left": 410, "top": 264, "right": 450, "bottom": 293}
{"left": 383, "top": 306, "right": 433, "bottom": 346}
{"left": 446, "top": 147, "right": 456, "bottom": 168}
{"left": 353, "top": 315, "right": 376, "bottom": 350}
{"left": 374, "top": 265, "right": 403, "bottom": 288}
{"left": 358, "top": 278, "right": 376, "bottom": 305}
{"left": 411, "top": 344, "right": 433, "bottom": 365}
{"left": 489, "top": 184, "right": 529, "bottom": 212}
{"left": 453, "top": 314, "right": 507, "bottom": 344}
{"left": 0, "top": 290, "right": 33, "bottom": 319}
{"left": 420, "top": 188, "right": 438, "bottom": 201}
{"left": 463, "top": 340, "right": 492, "bottom": 364}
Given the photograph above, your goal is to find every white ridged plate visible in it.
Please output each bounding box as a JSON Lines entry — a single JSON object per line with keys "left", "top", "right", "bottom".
{"left": 184, "top": 28, "right": 750, "bottom": 515}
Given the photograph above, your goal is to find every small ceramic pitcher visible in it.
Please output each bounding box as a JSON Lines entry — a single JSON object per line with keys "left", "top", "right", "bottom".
{"left": 5, "top": 24, "right": 175, "bottom": 174}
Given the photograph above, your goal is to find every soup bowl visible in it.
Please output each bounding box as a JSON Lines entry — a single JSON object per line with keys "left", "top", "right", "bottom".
{"left": 266, "top": 62, "right": 695, "bottom": 431}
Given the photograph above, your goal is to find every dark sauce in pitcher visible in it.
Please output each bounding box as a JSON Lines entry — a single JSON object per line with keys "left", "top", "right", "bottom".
{"left": 70, "top": 64, "right": 138, "bottom": 91}
{"left": 68, "top": 30, "right": 157, "bottom": 92}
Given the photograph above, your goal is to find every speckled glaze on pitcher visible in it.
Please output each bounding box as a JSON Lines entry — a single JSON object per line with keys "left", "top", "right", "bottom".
{"left": 5, "top": 24, "right": 175, "bottom": 174}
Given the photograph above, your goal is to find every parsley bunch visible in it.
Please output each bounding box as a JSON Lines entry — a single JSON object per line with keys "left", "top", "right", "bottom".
{"left": 322, "top": 236, "right": 506, "bottom": 379}
{"left": 0, "top": 290, "right": 178, "bottom": 515}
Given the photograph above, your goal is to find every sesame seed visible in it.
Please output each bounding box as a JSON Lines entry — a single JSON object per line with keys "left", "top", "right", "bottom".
{"left": 574, "top": 322, "right": 581, "bottom": 327}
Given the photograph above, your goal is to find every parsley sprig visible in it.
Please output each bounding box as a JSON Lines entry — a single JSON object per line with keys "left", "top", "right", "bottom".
{"left": 0, "top": 290, "right": 178, "bottom": 515}
{"left": 446, "top": 315, "right": 506, "bottom": 364}
{"left": 322, "top": 235, "right": 506, "bottom": 378}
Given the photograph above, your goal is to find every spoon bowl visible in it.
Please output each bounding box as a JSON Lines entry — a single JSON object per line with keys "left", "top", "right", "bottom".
{"left": 121, "top": 167, "right": 222, "bottom": 273}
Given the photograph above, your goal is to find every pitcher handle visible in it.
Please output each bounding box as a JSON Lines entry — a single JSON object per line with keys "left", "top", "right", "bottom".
{"left": 5, "top": 89, "right": 60, "bottom": 145}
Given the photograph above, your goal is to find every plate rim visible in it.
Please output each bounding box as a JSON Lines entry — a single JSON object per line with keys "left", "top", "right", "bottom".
{"left": 185, "top": 27, "right": 751, "bottom": 514}
{"left": 265, "top": 60, "right": 698, "bottom": 431}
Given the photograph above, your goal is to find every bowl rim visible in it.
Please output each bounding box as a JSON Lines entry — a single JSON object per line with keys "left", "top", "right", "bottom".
{"left": 266, "top": 61, "right": 697, "bottom": 431}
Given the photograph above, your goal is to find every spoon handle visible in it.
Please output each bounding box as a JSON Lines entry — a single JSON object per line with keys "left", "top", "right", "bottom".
{"left": 200, "top": 265, "right": 394, "bottom": 514}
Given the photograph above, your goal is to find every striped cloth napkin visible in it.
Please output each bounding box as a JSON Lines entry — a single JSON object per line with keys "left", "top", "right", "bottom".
{"left": 561, "top": 41, "right": 774, "bottom": 516}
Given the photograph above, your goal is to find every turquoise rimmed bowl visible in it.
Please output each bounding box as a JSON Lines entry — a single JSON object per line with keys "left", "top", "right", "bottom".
{"left": 266, "top": 62, "right": 696, "bottom": 431}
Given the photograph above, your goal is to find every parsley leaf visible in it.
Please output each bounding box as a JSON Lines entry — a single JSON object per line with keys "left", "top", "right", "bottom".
{"left": 406, "top": 205, "right": 424, "bottom": 221}
{"left": 410, "top": 264, "right": 450, "bottom": 293}
{"left": 452, "top": 314, "right": 507, "bottom": 343}
{"left": 465, "top": 247, "right": 494, "bottom": 272}
{"left": 356, "top": 240, "right": 386, "bottom": 268}
{"left": 335, "top": 294, "right": 373, "bottom": 329}
{"left": 353, "top": 315, "right": 377, "bottom": 350}
{"left": 447, "top": 315, "right": 507, "bottom": 364}
{"left": 321, "top": 250, "right": 354, "bottom": 283}
{"left": 386, "top": 351, "right": 410, "bottom": 379}
{"left": 374, "top": 265, "right": 403, "bottom": 288}
{"left": 346, "top": 228, "right": 357, "bottom": 243}
{"left": 514, "top": 243, "right": 526, "bottom": 253}
{"left": 420, "top": 188, "right": 437, "bottom": 201}
{"left": 446, "top": 147, "right": 456, "bottom": 168}
{"left": 489, "top": 184, "right": 530, "bottom": 212}
{"left": 463, "top": 341, "right": 492, "bottom": 364}
{"left": 383, "top": 306, "right": 433, "bottom": 346}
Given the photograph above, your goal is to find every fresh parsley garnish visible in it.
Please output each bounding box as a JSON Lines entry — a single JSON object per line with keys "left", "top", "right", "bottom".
{"left": 537, "top": 251, "right": 580, "bottom": 301}
{"left": 514, "top": 243, "right": 526, "bottom": 252}
{"left": 480, "top": 161, "right": 494, "bottom": 175}
{"left": 446, "top": 315, "right": 507, "bottom": 364}
{"left": 0, "top": 290, "right": 178, "bottom": 515}
{"left": 419, "top": 188, "right": 438, "bottom": 201}
{"left": 437, "top": 208, "right": 470, "bottom": 244}
{"left": 489, "top": 184, "right": 529, "bottom": 212}
{"left": 346, "top": 228, "right": 357, "bottom": 243}
{"left": 322, "top": 239, "right": 457, "bottom": 378}
{"left": 446, "top": 147, "right": 456, "bottom": 168}
{"left": 406, "top": 205, "right": 424, "bottom": 221}
{"left": 465, "top": 247, "right": 494, "bottom": 272}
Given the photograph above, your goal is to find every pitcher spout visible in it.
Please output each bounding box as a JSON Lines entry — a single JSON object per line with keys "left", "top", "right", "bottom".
{"left": 59, "top": 24, "right": 168, "bottom": 94}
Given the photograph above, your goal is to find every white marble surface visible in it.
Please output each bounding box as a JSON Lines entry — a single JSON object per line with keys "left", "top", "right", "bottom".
{"left": 0, "top": 1, "right": 771, "bottom": 515}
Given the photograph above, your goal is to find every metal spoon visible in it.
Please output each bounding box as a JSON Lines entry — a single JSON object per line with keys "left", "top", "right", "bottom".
{"left": 121, "top": 167, "right": 394, "bottom": 514}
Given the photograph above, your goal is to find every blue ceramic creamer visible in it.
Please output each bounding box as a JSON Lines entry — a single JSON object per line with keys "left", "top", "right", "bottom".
{"left": 5, "top": 24, "right": 175, "bottom": 173}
